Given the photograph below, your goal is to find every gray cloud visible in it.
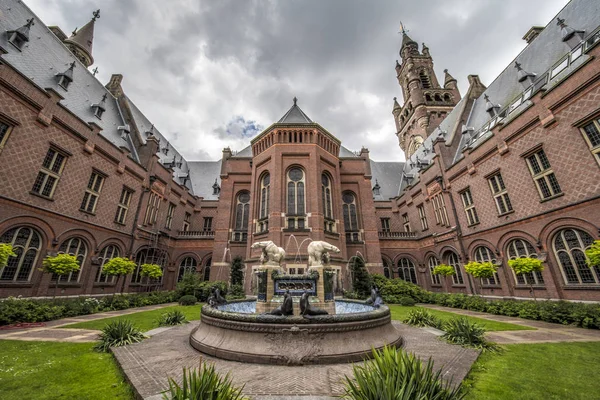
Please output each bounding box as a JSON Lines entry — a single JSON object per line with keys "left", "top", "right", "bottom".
{"left": 28, "top": 0, "right": 569, "bottom": 162}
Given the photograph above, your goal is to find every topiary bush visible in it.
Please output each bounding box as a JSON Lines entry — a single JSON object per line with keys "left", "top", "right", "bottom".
{"left": 178, "top": 295, "right": 197, "bottom": 306}
{"left": 94, "top": 319, "right": 146, "bottom": 352}
{"left": 156, "top": 310, "right": 188, "bottom": 326}
{"left": 350, "top": 256, "right": 372, "bottom": 298}
{"left": 163, "top": 364, "right": 248, "bottom": 400}
{"left": 442, "top": 317, "right": 498, "bottom": 352}
{"left": 342, "top": 345, "right": 464, "bottom": 400}
{"left": 371, "top": 275, "right": 428, "bottom": 303}
{"left": 398, "top": 296, "right": 416, "bottom": 306}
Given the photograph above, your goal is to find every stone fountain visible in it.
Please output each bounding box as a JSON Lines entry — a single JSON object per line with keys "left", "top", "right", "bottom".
{"left": 190, "top": 240, "right": 402, "bottom": 365}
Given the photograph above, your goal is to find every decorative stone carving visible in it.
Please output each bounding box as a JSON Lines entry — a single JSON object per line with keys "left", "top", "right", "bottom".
{"left": 365, "top": 286, "right": 384, "bottom": 308}
{"left": 207, "top": 287, "right": 227, "bottom": 307}
{"left": 251, "top": 240, "right": 286, "bottom": 266}
{"left": 267, "top": 289, "right": 294, "bottom": 316}
{"left": 307, "top": 241, "right": 340, "bottom": 269}
{"left": 265, "top": 328, "right": 324, "bottom": 365}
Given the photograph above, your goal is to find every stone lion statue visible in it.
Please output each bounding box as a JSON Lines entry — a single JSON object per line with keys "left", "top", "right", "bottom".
{"left": 251, "top": 240, "right": 286, "bottom": 266}
{"left": 307, "top": 241, "right": 340, "bottom": 268}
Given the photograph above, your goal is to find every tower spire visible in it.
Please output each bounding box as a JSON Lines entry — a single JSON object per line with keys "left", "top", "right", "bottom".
{"left": 64, "top": 9, "right": 99, "bottom": 67}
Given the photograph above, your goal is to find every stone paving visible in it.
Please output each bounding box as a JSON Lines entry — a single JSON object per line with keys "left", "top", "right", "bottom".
{"left": 421, "top": 304, "right": 600, "bottom": 344}
{"left": 0, "top": 303, "right": 176, "bottom": 343}
{"left": 112, "top": 321, "right": 480, "bottom": 400}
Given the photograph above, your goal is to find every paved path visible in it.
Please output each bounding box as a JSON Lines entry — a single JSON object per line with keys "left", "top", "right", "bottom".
{"left": 0, "top": 303, "right": 177, "bottom": 343}
{"left": 112, "top": 321, "right": 479, "bottom": 400}
{"left": 421, "top": 304, "right": 600, "bottom": 344}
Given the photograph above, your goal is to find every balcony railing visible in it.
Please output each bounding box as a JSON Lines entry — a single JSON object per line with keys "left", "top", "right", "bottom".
{"left": 378, "top": 231, "right": 417, "bottom": 239}
{"left": 177, "top": 230, "right": 214, "bottom": 239}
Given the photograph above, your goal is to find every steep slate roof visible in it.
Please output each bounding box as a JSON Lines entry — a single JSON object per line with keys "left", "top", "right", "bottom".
{"left": 370, "top": 160, "right": 405, "bottom": 200}
{"left": 187, "top": 160, "right": 222, "bottom": 200}
{"left": 0, "top": 0, "right": 134, "bottom": 155}
{"left": 63, "top": 12, "right": 97, "bottom": 64}
{"left": 277, "top": 98, "right": 313, "bottom": 123}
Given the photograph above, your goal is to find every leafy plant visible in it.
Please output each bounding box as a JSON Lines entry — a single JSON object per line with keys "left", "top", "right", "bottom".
{"left": 403, "top": 308, "right": 444, "bottom": 329}
{"left": 508, "top": 257, "right": 544, "bottom": 300}
{"left": 442, "top": 317, "right": 498, "bottom": 352}
{"left": 230, "top": 256, "right": 245, "bottom": 286}
{"left": 464, "top": 261, "right": 498, "bottom": 294}
{"left": 178, "top": 295, "right": 197, "bottom": 306}
{"left": 398, "top": 296, "right": 416, "bottom": 306}
{"left": 370, "top": 274, "right": 428, "bottom": 303}
{"left": 342, "top": 345, "right": 464, "bottom": 400}
{"left": 432, "top": 264, "right": 455, "bottom": 276}
{"left": 163, "top": 364, "right": 247, "bottom": 400}
{"left": 40, "top": 254, "right": 81, "bottom": 298}
{"left": 156, "top": 310, "right": 188, "bottom": 326}
{"left": 102, "top": 257, "right": 137, "bottom": 294}
{"left": 94, "top": 319, "right": 146, "bottom": 352}
{"left": 227, "top": 284, "right": 246, "bottom": 300}
{"left": 585, "top": 240, "right": 600, "bottom": 268}
{"left": 350, "top": 256, "right": 372, "bottom": 298}
{"left": 0, "top": 243, "right": 16, "bottom": 268}
{"left": 141, "top": 263, "right": 163, "bottom": 291}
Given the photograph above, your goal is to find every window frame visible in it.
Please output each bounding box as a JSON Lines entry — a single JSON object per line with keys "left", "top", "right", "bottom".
{"left": 397, "top": 257, "right": 417, "bottom": 284}
{"left": 402, "top": 213, "right": 411, "bottom": 233}
{"left": 31, "top": 147, "right": 68, "bottom": 199}
{"left": 580, "top": 119, "right": 600, "bottom": 167}
{"left": 203, "top": 217, "right": 213, "bottom": 232}
{"left": 0, "top": 120, "right": 14, "bottom": 152}
{"left": 428, "top": 256, "right": 441, "bottom": 285}
{"left": 182, "top": 212, "right": 191, "bottom": 232}
{"left": 165, "top": 202, "right": 176, "bottom": 229}
{"left": 506, "top": 238, "right": 544, "bottom": 285}
{"left": 417, "top": 204, "right": 428, "bottom": 231}
{"left": 447, "top": 252, "right": 465, "bottom": 286}
{"left": 473, "top": 246, "right": 500, "bottom": 286}
{"left": 487, "top": 172, "right": 513, "bottom": 215}
{"left": 95, "top": 244, "right": 120, "bottom": 284}
{"left": 115, "top": 186, "right": 133, "bottom": 225}
{"left": 380, "top": 217, "right": 391, "bottom": 233}
{"left": 525, "top": 148, "right": 562, "bottom": 200}
{"left": 553, "top": 228, "right": 598, "bottom": 285}
{"left": 343, "top": 191, "right": 361, "bottom": 242}
{"left": 143, "top": 191, "right": 161, "bottom": 226}
{"left": 286, "top": 168, "right": 306, "bottom": 230}
{"left": 233, "top": 191, "right": 250, "bottom": 241}
{"left": 258, "top": 173, "right": 270, "bottom": 232}
{"left": 0, "top": 226, "right": 42, "bottom": 282}
{"left": 459, "top": 188, "right": 479, "bottom": 226}
{"left": 80, "top": 170, "right": 106, "bottom": 214}
{"left": 54, "top": 237, "right": 88, "bottom": 283}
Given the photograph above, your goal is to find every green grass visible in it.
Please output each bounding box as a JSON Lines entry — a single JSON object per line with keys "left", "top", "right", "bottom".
{"left": 464, "top": 342, "right": 600, "bottom": 400}
{"left": 61, "top": 304, "right": 202, "bottom": 332}
{"left": 0, "top": 340, "right": 133, "bottom": 400}
{"left": 388, "top": 305, "right": 533, "bottom": 332}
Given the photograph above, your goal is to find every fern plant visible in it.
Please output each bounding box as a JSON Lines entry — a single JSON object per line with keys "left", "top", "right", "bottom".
{"left": 442, "top": 317, "right": 498, "bottom": 352}
{"left": 403, "top": 308, "right": 444, "bottom": 329}
{"left": 94, "top": 319, "right": 147, "bottom": 352}
{"left": 163, "top": 364, "right": 247, "bottom": 400}
{"left": 342, "top": 345, "right": 464, "bottom": 400}
{"left": 156, "top": 310, "right": 188, "bottom": 326}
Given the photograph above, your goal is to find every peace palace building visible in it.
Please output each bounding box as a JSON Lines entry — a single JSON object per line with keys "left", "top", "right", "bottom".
{"left": 0, "top": 0, "right": 599, "bottom": 302}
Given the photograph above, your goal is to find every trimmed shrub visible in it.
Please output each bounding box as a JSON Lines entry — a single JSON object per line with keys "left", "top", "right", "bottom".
{"left": 230, "top": 256, "right": 245, "bottom": 286}
{"left": 403, "top": 308, "right": 444, "bottom": 329}
{"left": 376, "top": 277, "right": 429, "bottom": 303}
{"left": 175, "top": 278, "right": 228, "bottom": 302}
{"left": 178, "top": 295, "right": 197, "bottom": 306}
{"left": 399, "top": 296, "right": 416, "bottom": 306}
{"left": 442, "top": 317, "right": 498, "bottom": 352}
{"left": 227, "top": 284, "right": 246, "bottom": 300}
{"left": 342, "top": 345, "right": 464, "bottom": 400}
{"left": 94, "top": 320, "right": 146, "bottom": 352}
{"left": 350, "top": 257, "right": 372, "bottom": 298}
{"left": 156, "top": 310, "right": 188, "bottom": 326}
{"left": 164, "top": 364, "right": 248, "bottom": 400}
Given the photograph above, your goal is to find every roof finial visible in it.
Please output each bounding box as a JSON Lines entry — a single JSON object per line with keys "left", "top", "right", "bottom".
{"left": 556, "top": 17, "right": 566, "bottom": 29}
{"left": 92, "top": 67, "right": 99, "bottom": 76}
{"left": 71, "top": 27, "right": 77, "bottom": 36}
{"left": 293, "top": 96, "right": 297, "bottom": 105}
{"left": 398, "top": 21, "right": 409, "bottom": 35}
{"left": 92, "top": 9, "right": 101, "bottom": 22}
{"left": 514, "top": 61, "right": 522, "bottom": 70}
{"left": 101, "top": 93, "right": 107, "bottom": 102}
{"left": 444, "top": 69, "right": 448, "bottom": 73}
{"left": 68, "top": 61, "right": 76, "bottom": 70}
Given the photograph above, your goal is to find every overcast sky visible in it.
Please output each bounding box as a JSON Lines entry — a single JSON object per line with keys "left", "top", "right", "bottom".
{"left": 28, "top": 0, "right": 568, "bottom": 162}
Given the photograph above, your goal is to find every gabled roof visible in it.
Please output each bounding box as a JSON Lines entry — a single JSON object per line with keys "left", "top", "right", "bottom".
{"left": 277, "top": 97, "right": 313, "bottom": 123}
{"left": 370, "top": 160, "right": 405, "bottom": 200}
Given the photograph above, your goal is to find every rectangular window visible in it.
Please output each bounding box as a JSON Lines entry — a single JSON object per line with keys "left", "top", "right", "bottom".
{"left": 431, "top": 193, "right": 450, "bottom": 227}
{"left": 417, "top": 205, "right": 428, "bottom": 230}
{"left": 402, "top": 213, "right": 411, "bottom": 233}
{"left": 203, "top": 217, "right": 213, "bottom": 232}
{"left": 31, "top": 147, "right": 67, "bottom": 199}
{"left": 0, "top": 121, "right": 13, "bottom": 149}
{"left": 488, "top": 172, "right": 513, "bottom": 215}
{"left": 80, "top": 170, "right": 105, "bottom": 214}
{"left": 182, "top": 212, "right": 191, "bottom": 232}
{"left": 144, "top": 192, "right": 161, "bottom": 225}
{"left": 115, "top": 187, "right": 133, "bottom": 224}
{"left": 460, "top": 188, "right": 479, "bottom": 226}
{"left": 380, "top": 218, "right": 390, "bottom": 232}
{"left": 526, "top": 149, "right": 562, "bottom": 200}
{"left": 581, "top": 120, "right": 600, "bottom": 166}
{"left": 165, "top": 203, "right": 176, "bottom": 229}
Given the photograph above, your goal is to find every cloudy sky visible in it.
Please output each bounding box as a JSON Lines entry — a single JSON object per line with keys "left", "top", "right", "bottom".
{"left": 28, "top": 0, "right": 568, "bottom": 162}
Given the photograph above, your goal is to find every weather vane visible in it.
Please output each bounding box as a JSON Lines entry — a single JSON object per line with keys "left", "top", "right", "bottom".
{"left": 398, "top": 21, "right": 409, "bottom": 35}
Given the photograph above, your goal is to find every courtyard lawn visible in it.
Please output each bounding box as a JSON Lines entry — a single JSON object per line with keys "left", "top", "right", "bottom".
{"left": 61, "top": 304, "right": 202, "bottom": 332}
{"left": 0, "top": 340, "right": 133, "bottom": 400}
{"left": 464, "top": 341, "right": 600, "bottom": 400}
{"left": 388, "top": 305, "right": 533, "bottom": 331}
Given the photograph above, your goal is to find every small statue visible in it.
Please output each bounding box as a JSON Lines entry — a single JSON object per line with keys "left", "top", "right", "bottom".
{"left": 251, "top": 240, "right": 286, "bottom": 266}
{"left": 299, "top": 290, "right": 328, "bottom": 316}
{"left": 268, "top": 289, "right": 294, "bottom": 316}
{"left": 365, "top": 286, "right": 384, "bottom": 308}
{"left": 307, "top": 241, "right": 340, "bottom": 268}
{"left": 210, "top": 287, "right": 227, "bottom": 306}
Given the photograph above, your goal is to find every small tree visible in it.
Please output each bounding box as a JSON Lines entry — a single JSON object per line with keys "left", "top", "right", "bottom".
{"left": 585, "top": 240, "right": 600, "bottom": 268}
{"left": 40, "top": 254, "right": 80, "bottom": 298}
{"left": 102, "top": 257, "right": 137, "bottom": 295}
{"left": 432, "top": 264, "right": 455, "bottom": 292}
{"left": 0, "top": 243, "right": 16, "bottom": 268}
{"left": 140, "top": 263, "right": 163, "bottom": 292}
{"left": 464, "top": 261, "right": 498, "bottom": 294}
{"left": 508, "top": 257, "right": 544, "bottom": 300}
{"left": 350, "top": 256, "right": 372, "bottom": 298}
{"left": 230, "top": 256, "right": 244, "bottom": 286}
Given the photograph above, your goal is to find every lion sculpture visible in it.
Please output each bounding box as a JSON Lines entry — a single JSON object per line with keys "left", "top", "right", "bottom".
{"left": 251, "top": 240, "right": 286, "bottom": 266}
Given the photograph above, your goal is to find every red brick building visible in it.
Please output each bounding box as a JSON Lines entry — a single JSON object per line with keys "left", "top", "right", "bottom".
{"left": 0, "top": 0, "right": 599, "bottom": 301}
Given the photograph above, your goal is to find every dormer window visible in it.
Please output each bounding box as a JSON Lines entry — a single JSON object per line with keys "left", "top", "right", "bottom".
{"left": 212, "top": 179, "right": 220, "bottom": 195}
{"left": 145, "top": 124, "right": 155, "bottom": 137}
{"left": 179, "top": 173, "right": 189, "bottom": 186}
{"left": 7, "top": 18, "right": 34, "bottom": 51}
{"left": 372, "top": 180, "right": 381, "bottom": 196}
{"left": 162, "top": 145, "right": 169, "bottom": 155}
{"left": 175, "top": 157, "right": 183, "bottom": 169}
{"left": 484, "top": 94, "right": 501, "bottom": 118}
{"left": 556, "top": 18, "right": 585, "bottom": 49}
{"left": 118, "top": 124, "right": 131, "bottom": 140}
{"left": 56, "top": 61, "right": 75, "bottom": 90}
{"left": 91, "top": 94, "right": 107, "bottom": 119}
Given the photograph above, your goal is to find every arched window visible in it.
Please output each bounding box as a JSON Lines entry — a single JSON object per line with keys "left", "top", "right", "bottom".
{"left": 322, "top": 174, "right": 334, "bottom": 232}
{"left": 342, "top": 192, "right": 360, "bottom": 242}
{"left": 425, "top": 93, "right": 433, "bottom": 102}
{"left": 0, "top": 226, "right": 42, "bottom": 282}
{"left": 55, "top": 237, "right": 88, "bottom": 282}
{"left": 553, "top": 229, "right": 597, "bottom": 284}
{"left": 383, "top": 257, "right": 392, "bottom": 279}
{"left": 287, "top": 168, "right": 305, "bottom": 230}
{"left": 473, "top": 246, "right": 499, "bottom": 286}
{"left": 428, "top": 256, "right": 441, "bottom": 285}
{"left": 419, "top": 70, "right": 432, "bottom": 88}
{"left": 446, "top": 252, "right": 464, "bottom": 285}
{"left": 233, "top": 191, "right": 250, "bottom": 242}
{"left": 203, "top": 257, "right": 212, "bottom": 281}
{"left": 178, "top": 257, "right": 198, "bottom": 282}
{"left": 95, "top": 244, "right": 120, "bottom": 283}
{"left": 259, "top": 173, "right": 270, "bottom": 223}
{"left": 444, "top": 94, "right": 451, "bottom": 102}
{"left": 434, "top": 93, "right": 442, "bottom": 102}
{"left": 506, "top": 238, "right": 544, "bottom": 285}
{"left": 397, "top": 258, "right": 417, "bottom": 284}
{"left": 132, "top": 248, "right": 167, "bottom": 284}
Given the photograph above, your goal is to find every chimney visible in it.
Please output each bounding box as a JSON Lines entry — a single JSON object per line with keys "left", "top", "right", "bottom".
{"left": 522, "top": 26, "right": 544, "bottom": 44}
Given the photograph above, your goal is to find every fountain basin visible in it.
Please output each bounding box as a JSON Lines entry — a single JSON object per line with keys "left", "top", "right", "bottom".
{"left": 190, "top": 299, "right": 403, "bottom": 365}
